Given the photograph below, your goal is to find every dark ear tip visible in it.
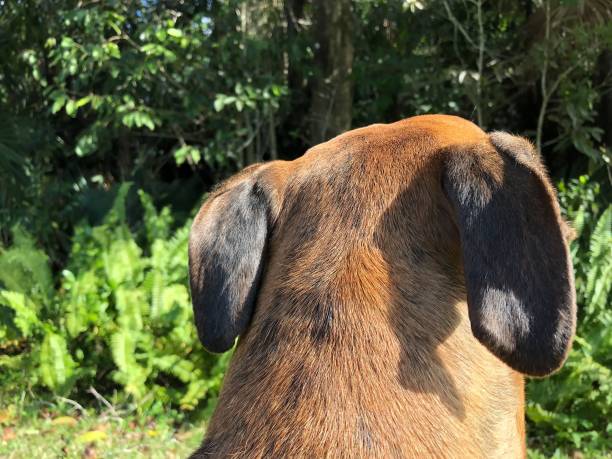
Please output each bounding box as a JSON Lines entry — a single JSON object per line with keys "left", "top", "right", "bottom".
{"left": 198, "top": 331, "right": 236, "bottom": 354}
{"left": 509, "top": 354, "right": 568, "bottom": 378}
{"left": 193, "top": 307, "right": 237, "bottom": 353}
{"left": 471, "top": 323, "right": 574, "bottom": 377}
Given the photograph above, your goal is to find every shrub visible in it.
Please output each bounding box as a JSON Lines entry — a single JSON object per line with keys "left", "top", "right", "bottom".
{"left": 0, "top": 185, "right": 228, "bottom": 416}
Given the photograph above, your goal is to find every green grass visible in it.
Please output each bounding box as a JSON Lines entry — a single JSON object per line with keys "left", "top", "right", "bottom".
{"left": 0, "top": 398, "right": 204, "bottom": 458}
{"left": 2, "top": 397, "right": 609, "bottom": 458}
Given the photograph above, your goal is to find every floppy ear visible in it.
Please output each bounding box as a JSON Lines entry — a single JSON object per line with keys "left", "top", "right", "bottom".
{"left": 189, "top": 166, "right": 271, "bottom": 353}
{"left": 443, "top": 132, "right": 576, "bottom": 377}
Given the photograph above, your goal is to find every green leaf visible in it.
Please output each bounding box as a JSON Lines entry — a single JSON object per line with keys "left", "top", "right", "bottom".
{"left": 75, "top": 129, "right": 99, "bottom": 157}
{"left": 103, "top": 42, "right": 120, "bottom": 59}
{"left": 155, "top": 29, "right": 167, "bottom": 41}
{"left": 139, "top": 112, "right": 155, "bottom": 131}
{"left": 167, "top": 28, "right": 183, "bottom": 38}
{"left": 51, "top": 94, "right": 68, "bottom": 114}
{"left": 60, "top": 36, "right": 76, "bottom": 49}
{"left": 213, "top": 96, "right": 225, "bottom": 112}
{"left": 65, "top": 99, "right": 77, "bottom": 117}
{"left": 173, "top": 145, "right": 201, "bottom": 165}
{"left": 75, "top": 95, "right": 91, "bottom": 109}
{"left": 121, "top": 112, "right": 135, "bottom": 128}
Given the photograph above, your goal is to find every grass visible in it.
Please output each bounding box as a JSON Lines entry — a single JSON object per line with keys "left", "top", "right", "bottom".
{"left": 2, "top": 395, "right": 609, "bottom": 458}
{"left": 0, "top": 396, "right": 204, "bottom": 458}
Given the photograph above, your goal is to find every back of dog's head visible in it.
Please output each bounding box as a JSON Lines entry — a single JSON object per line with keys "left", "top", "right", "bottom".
{"left": 189, "top": 114, "right": 575, "bottom": 380}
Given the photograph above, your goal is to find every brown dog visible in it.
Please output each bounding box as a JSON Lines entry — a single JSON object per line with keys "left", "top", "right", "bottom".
{"left": 188, "top": 115, "right": 576, "bottom": 458}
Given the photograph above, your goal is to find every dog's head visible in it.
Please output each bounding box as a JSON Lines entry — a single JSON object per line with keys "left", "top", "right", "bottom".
{"left": 189, "top": 115, "right": 576, "bottom": 377}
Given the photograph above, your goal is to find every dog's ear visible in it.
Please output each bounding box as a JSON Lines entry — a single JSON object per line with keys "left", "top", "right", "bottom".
{"left": 189, "top": 164, "right": 276, "bottom": 353}
{"left": 443, "top": 132, "right": 576, "bottom": 377}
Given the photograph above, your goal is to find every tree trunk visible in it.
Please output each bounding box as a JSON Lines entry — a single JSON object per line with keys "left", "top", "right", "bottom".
{"left": 282, "top": 0, "right": 309, "bottom": 153}
{"left": 597, "top": 49, "right": 612, "bottom": 150}
{"left": 308, "top": 0, "right": 354, "bottom": 145}
{"left": 285, "top": 0, "right": 306, "bottom": 95}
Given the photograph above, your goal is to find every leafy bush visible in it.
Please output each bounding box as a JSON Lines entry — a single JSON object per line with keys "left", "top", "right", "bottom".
{"left": 527, "top": 176, "right": 611, "bottom": 457}
{"left": 0, "top": 186, "right": 228, "bottom": 416}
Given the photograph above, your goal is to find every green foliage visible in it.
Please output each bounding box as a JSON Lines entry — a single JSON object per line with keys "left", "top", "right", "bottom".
{"left": 0, "top": 0, "right": 611, "bottom": 453}
{"left": 0, "top": 188, "right": 226, "bottom": 414}
{"left": 527, "top": 176, "right": 612, "bottom": 456}
{"left": 0, "top": 227, "right": 50, "bottom": 344}
{"left": 0, "top": 1, "right": 287, "bottom": 262}
{"left": 28, "top": 2, "right": 286, "bottom": 169}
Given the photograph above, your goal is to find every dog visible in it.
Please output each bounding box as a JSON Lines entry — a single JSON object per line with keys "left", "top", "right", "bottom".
{"left": 188, "top": 114, "right": 576, "bottom": 458}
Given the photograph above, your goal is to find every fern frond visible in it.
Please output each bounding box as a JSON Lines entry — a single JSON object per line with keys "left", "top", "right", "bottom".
{"left": 39, "top": 331, "right": 75, "bottom": 394}
{"left": 0, "top": 291, "right": 40, "bottom": 337}
{"left": 0, "top": 226, "right": 52, "bottom": 301}
{"left": 589, "top": 206, "right": 611, "bottom": 260}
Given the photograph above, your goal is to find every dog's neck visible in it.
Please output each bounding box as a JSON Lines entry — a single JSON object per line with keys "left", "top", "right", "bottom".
{"left": 200, "top": 242, "right": 525, "bottom": 458}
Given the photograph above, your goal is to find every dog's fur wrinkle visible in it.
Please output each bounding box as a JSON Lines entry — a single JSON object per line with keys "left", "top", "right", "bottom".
{"left": 188, "top": 114, "right": 576, "bottom": 458}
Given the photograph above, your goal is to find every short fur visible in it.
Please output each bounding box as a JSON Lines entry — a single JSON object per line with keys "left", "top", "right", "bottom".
{"left": 188, "top": 115, "right": 576, "bottom": 458}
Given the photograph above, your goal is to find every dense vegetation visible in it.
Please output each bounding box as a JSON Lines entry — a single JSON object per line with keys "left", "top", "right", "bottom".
{"left": 0, "top": 0, "right": 610, "bottom": 456}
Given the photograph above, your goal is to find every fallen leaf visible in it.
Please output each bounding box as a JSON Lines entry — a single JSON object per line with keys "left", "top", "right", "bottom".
{"left": 52, "top": 416, "right": 78, "bottom": 427}
{"left": 175, "top": 430, "right": 194, "bottom": 441}
{"left": 77, "top": 430, "right": 107, "bottom": 443}
{"left": 2, "top": 427, "right": 16, "bottom": 442}
{"left": 0, "top": 409, "right": 13, "bottom": 425}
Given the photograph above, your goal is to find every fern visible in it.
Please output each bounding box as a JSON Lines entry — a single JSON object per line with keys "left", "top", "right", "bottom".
{"left": 0, "top": 227, "right": 50, "bottom": 345}
{"left": 110, "top": 330, "right": 137, "bottom": 374}
{"left": 105, "top": 182, "right": 132, "bottom": 225}
{"left": 147, "top": 270, "right": 165, "bottom": 320}
{"left": 63, "top": 269, "right": 104, "bottom": 337}
{"left": 115, "top": 287, "right": 145, "bottom": 332}
{"left": 0, "top": 226, "right": 52, "bottom": 301}
{"left": 152, "top": 354, "right": 195, "bottom": 383}
{"left": 528, "top": 177, "right": 612, "bottom": 456}
{"left": 1, "top": 188, "right": 225, "bottom": 415}
{"left": 111, "top": 329, "right": 149, "bottom": 398}
{"left": 0, "top": 291, "right": 40, "bottom": 338}
{"left": 39, "top": 331, "right": 76, "bottom": 394}
{"left": 589, "top": 206, "right": 611, "bottom": 260}
{"left": 139, "top": 189, "right": 173, "bottom": 244}
{"left": 103, "top": 238, "right": 143, "bottom": 289}
{"left": 584, "top": 207, "right": 611, "bottom": 315}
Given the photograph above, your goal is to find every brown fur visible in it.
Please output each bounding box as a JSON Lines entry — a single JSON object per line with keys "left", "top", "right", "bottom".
{"left": 189, "top": 115, "right": 575, "bottom": 458}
